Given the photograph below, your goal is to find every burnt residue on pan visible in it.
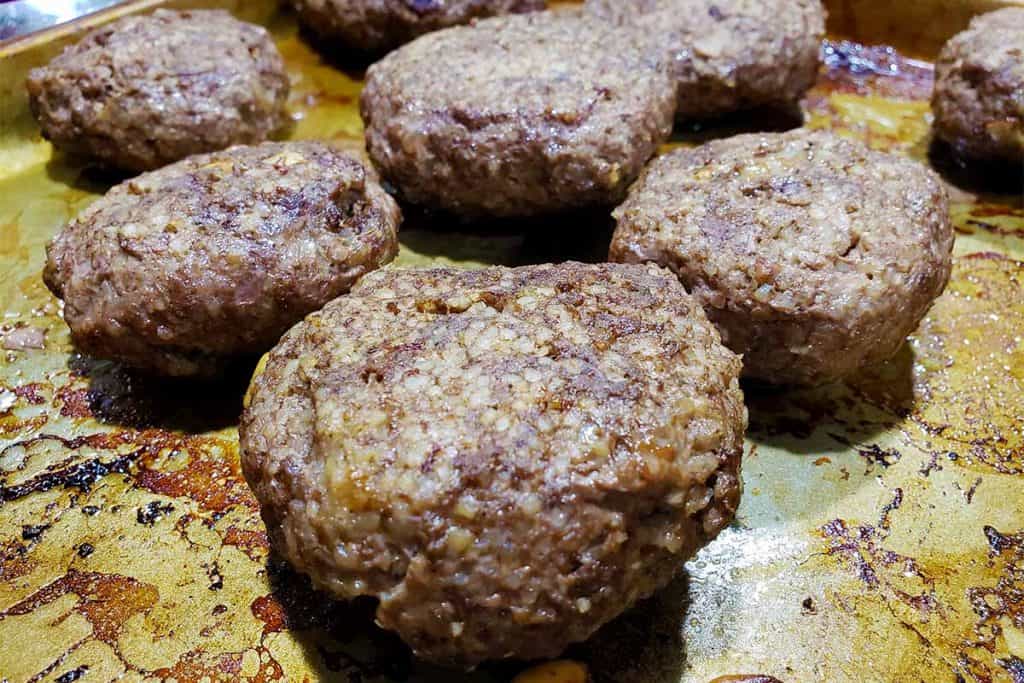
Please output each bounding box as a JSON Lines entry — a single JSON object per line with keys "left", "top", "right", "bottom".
{"left": 812, "top": 493, "right": 1024, "bottom": 682}
{"left": 961, "top": 527, "right": 1024, "bottom": 682}
{"left": 1, "top": 2, "right": 1024, "bottom": 681}
{"left": 852, "top": 253, "right": 1024, "bottom": 476}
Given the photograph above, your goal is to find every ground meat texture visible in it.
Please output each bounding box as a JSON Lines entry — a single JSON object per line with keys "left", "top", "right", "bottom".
{"left": 240, "top": 262, "right": 745, "bottom": 667}
{"left": 44, "top": 141, "right": 400, "bottom": 377}
{"left": 609, "top": 129, "right": 953, "bottom": 386}
{"left": 932, "top": 8, "right": 1024, "bottom": 163}
{"left": 584, "top": 0, "right": 825, "bottom": 121}
{"left": 26, "top": 9, "right": 290, "bottom": 173}
{"left": 292, "top": 0, "right": 546, "bottom": 52}
{"left": 360, "top": 12, "right": 676, "bottom": 218}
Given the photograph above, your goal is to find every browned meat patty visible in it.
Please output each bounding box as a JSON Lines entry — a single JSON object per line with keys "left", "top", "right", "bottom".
{"left": 44, "top": 141, "right": 400, "bottom": 377}
{"left": 360, "top": 12, "right": 676, "bottom": 218}
{"left": 932, "top": 8, "right": 1024, "bottom": 163}
{"left": 292, "top": 0, "right": 546, "bottom": 52}
{"left": 584, "top": 0, "right": 825, "bottom": 120}
{"left": 240, "top": 262, "right": 745, "bottom": 667}
{"left": 26, "top": 9, "right": 290, "bottom": 173}
{"left": 609, "top": 129, "right": 953, "bottom": 386}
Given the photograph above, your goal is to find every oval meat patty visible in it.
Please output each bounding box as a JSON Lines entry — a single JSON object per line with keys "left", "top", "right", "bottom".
{"left": 585, "top": 0, "right": 825, "bottom": 121}
{"left": 932, "top": 8, "right": 1024, "bottom": 163}
{"left": 360, "top": 11, "right": 676, "bottom": 218}
{"left": 292, "top": 0, "right": 546, "bottom": 52}
{"left": 240, "top": 262, "right": 746, "bottom": 667}
{"left": 26, "top": 9, "right": 290, "bottom": 172}
{"left": 609, "top": 129, "right": 954, "bottom": 386}
{"left": 44, "top": 141, "right": 400, "bottom": 377}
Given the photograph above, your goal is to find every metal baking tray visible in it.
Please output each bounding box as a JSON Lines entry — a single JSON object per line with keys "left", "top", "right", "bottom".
{"left": 1, "top": 1, "right": 1022, "bottom": 681}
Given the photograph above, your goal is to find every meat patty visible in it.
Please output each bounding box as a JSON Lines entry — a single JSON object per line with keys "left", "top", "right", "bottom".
{"left": 292, "top": 0, "right": 546, "bottom": 52}
{"left": 26, "top": 9, "right": 290, "bottom": 172}
{"left": 360, "top": 11, "right": 676, "bottom": 218}
{"left": 609, "top": 129, "right": 953, "bottom": 386}
{"left": 44, "top": 141, "right": 400, "bottom": 377}
{"left": 240, "top": 262, "right": 745, "bottom": 667}
{"left": 584, "top": 0, "right": 825, "bottom": 120}
{"left": 932, "top": 8, "right": 1024, "bottom": 163}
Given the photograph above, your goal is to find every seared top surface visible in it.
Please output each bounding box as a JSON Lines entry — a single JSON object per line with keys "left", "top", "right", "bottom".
{"left": 611, "top": 129, "right": 952, "bottom": 319}
{"left": 584, "top": 0, "right": 825, "bottom": 116}
{"left": 26, "top": 8, "right": 289, "bottom": 170}
{"left": 364, "top": 11, "right": 669, "bottom": 131}
{"left": 44, "top": 141, "right": 400, "bottom": 374}
{"left": 250, "top": 262, "right": 744, "bottom": 517}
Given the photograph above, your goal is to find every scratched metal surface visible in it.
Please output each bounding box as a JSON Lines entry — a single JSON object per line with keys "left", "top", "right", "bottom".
{"left": 1, "top": 2, "right": 1023, "bottom": 682}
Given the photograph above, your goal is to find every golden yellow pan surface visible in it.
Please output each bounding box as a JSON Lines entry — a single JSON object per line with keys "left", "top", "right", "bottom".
{"left": 1, "top": 1, "right": 1023, "bottom": 681}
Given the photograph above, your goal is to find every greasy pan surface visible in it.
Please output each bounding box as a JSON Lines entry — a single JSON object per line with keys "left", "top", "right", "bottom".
{"left": 1, "top": 1, "right": 1023, "bottom": 681}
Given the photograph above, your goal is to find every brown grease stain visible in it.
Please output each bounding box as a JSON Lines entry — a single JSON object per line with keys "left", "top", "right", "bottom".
{"left": 2, "top": 569, "right": 158, "bottom": 643}
{"left": 222, "top": 525, "right": 270, "bottom": 562}
{"left": 0, "top": 539, "right": 36, "bottom": 581}
{"left": 134, "top": 438, "right": 258, "bottom": 515}
{"left": 151, "top": 649, "right": 285, "bottom": 683}
{"left": 13, "top": 382, "right": 46, "bottom": 404}
{"left": 964, "top": 204, "right": 1024, "bottom": 237}
{"left": 973, "top": 205, "right": 1024, "bottom": 219}
{"left": 251, "top": 594, "right": 287, "bottom": 635}
{"left": 0, "top": 413, "right": 47, "bottom": 439}
{"left": 55, "top": 385, "right": 92, "bottom": 418}
{"left": 514, "top": 660, "right": 590, "bottom": 683}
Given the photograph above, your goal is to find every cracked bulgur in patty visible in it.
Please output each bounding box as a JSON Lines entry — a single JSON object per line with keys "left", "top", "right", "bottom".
{"left": 240, "top": 262, "right": 746, "bottom": 667}
{"left": 292, "top": 0, "right": 546, "bottom": 52}
{"left": 44, "top": 141, "right": 400, "bottom": 377}
{"left": 932, "top": 8, "right": 1024, "bottom": 163}
{"left": 360, "top": 11, "right": 676, "bottom": 218}
{"left": 584, "top": 0, "right": 825, "bottom": 121}
{"left": 610, "top": 129, "right": 953, "bottom": 386}
{"left": 26, "top": 9, "right": 290, "bottom": 172}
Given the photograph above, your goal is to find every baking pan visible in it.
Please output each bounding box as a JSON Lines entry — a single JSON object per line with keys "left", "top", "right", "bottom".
{"left": 0, "top": 1, "right": 1023, "bottom": 681}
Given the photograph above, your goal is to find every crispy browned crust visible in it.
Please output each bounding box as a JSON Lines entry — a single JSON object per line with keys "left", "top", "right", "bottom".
{"left": 932, "top": 8, "right": 1024, "bottom": 163}
{"left": 610, "top": 129, "right": 953, "bottom": 386}
{"left": 240, "top": 262, "right": 746, "bottom": 667}
{"left": 26, "top": 9, "right": 290, "bottom": 172}
{"left": 584, "top": 0, "right": 825, "bottom": 120}
{"left": 360, "top": 12, "right": 676, "bottom": 218}
{"left": 44, "top": 141, "right": 401, "bottom": 376}
{"left": 292, "top": 0, "right": 546, "bottom": 51}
